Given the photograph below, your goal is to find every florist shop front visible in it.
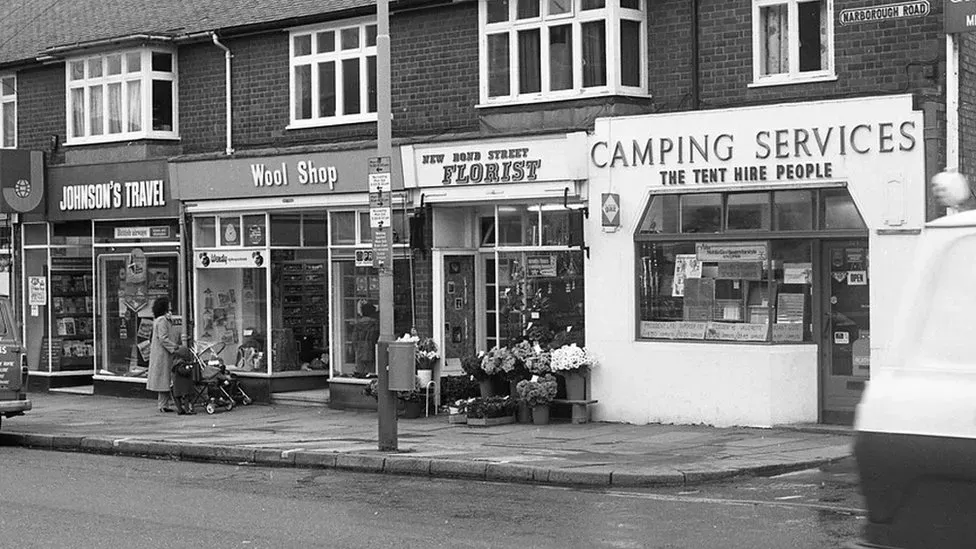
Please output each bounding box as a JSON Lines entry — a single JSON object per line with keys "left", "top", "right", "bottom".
{"left": 22, "top": 159, "right": 182, "bottom": 394}
{"left": 586, "top": 94, "right": 927, "bottom": 427}
{"left": 400, "top": 132, "right": 589, "bottom": 375}
{"left": 170, "top": 146, "right": 422, "bottom": 403}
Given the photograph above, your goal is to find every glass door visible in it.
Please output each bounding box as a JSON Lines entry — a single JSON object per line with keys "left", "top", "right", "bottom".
{"left": 820, "top": 240, "right": 870, "bottom": 423}
{"left": 96, "top": 250, "right": 180, "bottom": 377}
{"left": 444, "top": 255, "right": 477, "bottom": 368}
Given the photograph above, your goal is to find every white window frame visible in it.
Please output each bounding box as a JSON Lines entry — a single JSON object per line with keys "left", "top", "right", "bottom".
{"left": 750, "top": 0, "right": 835, "bottom": 87}
{"left": 478, "top": 0, "right": 648, "bottom": 106}
{"left": 1, "top": 74, "right": 16, "bottom": 149}
{"left": 288, "top": 18, "right": 379, "bottom": 129}
{"left": 64, "top": 47, "right": 179, "bottom": 145}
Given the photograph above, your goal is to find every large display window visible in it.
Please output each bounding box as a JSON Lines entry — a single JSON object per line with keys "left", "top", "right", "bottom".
{"left": 192, "top": 208, "right": 412, "bottom": 377}
{"left": 634, "top": 188, "right": 867, "bottom": 342}
{"left": 22, "top": 222, "right": 94, "bottom": 374}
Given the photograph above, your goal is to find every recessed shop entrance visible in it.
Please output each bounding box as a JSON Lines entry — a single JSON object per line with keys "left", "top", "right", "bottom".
{"left": 819, "top": 239, "right": 870, "bottom": 425}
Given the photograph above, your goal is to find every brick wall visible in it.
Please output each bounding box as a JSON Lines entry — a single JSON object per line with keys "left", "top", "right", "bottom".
{"left": 16, "top": 64, "right": 65, "bottom": 164}
{"left": 960, "top": 34, "right": 976, "bottom": 189}
{"left": 647, "top": 0, "right": 944, "bottom": 112}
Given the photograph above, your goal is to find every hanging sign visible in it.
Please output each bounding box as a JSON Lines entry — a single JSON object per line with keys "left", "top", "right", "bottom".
{"left": 28, "top": 276, "right": 46, "bottom": 306}
{"left": 601, "top": 193, "right": 620, "bottom": 227}
{"left": 946, "top": 0, "right": 976, "bottom": 33}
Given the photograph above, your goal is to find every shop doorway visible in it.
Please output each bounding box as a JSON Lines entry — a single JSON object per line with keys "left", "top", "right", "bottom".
{"left": 820, "top": 240, "right": 870, "bottom": 424}
{"left": 443, "top": 254, "right": 477, "bottom": 370}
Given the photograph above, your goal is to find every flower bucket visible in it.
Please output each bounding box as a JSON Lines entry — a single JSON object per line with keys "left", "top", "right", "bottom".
{"left": 532, "top": 404, "right": 550, "bottom": 425}
{"left": 561, "top": 371, "right": 586, "bottom": 401}
{"left": 399, "top": 400, "right": 424, "bottom": 419}
{"left": 517, "top": 401, "right": 532, "bottom": 423}
{"left": 479, "top": 379, "right": 494, "bottom": 398}
{"left": 417, "top": 369, "right": 432, "bottom": 387}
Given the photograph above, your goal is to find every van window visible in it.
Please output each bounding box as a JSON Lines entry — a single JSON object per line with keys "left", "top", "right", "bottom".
{"left": 0, "top": 302, "right": 10, "bottom": 337}
{"left": 913, "top": 235, "right": 976, "bottom": 368}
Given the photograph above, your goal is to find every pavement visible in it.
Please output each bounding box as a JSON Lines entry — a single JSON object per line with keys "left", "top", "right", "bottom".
{"left": 0, "top": 392, "right": 852, "bottom": 489}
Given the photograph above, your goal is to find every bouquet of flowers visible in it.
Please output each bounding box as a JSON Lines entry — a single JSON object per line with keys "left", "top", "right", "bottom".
{"left": 397, "top": 331, "right": 439, "bottom": 370}
{"left": 481, "top": 346, "right": 516, "bottom": 377}
{"left": 461, "top": 352, "right": 490, "bottom": 381}
{"left": 515, "top": 374, "right": 557, "bottom": 407}
{"left": 524, "top": 343, "right": 552, "bottom": 375}
{"left": 549, "top": 343, "right": 597, "bottom": 373}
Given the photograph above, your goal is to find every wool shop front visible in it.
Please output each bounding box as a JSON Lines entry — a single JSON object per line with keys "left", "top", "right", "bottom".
{"left": 586, "top": 94, "right": 928, "bottom": 427}
{"left": 169, "top": 146, "right": 421, "bottom": 403}
{"left": 21, "top": 159, "right": 182, "bottom": 394}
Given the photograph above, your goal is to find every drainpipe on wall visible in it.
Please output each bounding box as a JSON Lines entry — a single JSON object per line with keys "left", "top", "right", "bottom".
{"left": 211, "top": 33, "right": 234, "bottom": 156}
{"left": 690, "top": 0, "right": 699, "bottom": 110}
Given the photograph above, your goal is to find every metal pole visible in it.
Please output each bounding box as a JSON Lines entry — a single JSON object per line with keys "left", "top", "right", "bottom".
{"left": 376, "top": 0, "right": 397, "bottom": 451}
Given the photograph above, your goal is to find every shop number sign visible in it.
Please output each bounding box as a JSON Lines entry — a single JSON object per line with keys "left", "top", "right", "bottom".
{"left": 355, "top": 249, "right": 374, "bottom": 267}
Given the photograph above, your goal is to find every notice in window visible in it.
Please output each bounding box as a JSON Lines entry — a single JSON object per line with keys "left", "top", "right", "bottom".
{"left": 696, "top": 242, "right": 766, "bottom": 263}
{"left": 784, "top": 262, "right": 813, "bottom": 284}
{"left": 716, "top": 262, "right": 762, "bottom": 280}
{"left": 776, "top": 293, "right": 806, "bottom": 324}
{"left": 671, "top": 254, "right": 701, "bottom": 297}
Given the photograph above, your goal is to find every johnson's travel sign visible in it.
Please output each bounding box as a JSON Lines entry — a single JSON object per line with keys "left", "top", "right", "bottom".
{"left": 946, "top": 0, "right": 976, "bottom": 33}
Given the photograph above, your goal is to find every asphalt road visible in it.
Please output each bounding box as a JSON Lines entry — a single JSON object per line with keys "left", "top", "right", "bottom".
{"left": 0, "top": 448, "right": 864, "bottom": 549}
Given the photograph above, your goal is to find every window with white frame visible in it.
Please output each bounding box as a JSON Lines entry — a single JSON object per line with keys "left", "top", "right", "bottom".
{"left": 1, "top": 75, "right": 15, "bottom": 148}
{"left": 290, "top": 20, "right": 378, "bottom": 127}
{"left": 65, "top": 48, "right": 177, "bottom": 144}
{"left": 752, "top": 0, "right": 833, "bottom": 85}
{"left": 480, "top": 0, "right": 645, "bottom": 105}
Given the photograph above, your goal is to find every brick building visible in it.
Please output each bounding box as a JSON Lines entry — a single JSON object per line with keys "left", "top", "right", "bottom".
{"left": 0, "top": 0, "right": 970, "bottom": 425}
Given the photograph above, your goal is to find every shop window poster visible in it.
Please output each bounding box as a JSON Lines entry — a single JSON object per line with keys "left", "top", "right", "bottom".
{"left": 221, "top": 218, "right": 240, "bottom": 246}
{"left": 671, "top": 254, "right": 701, "bottom": 297}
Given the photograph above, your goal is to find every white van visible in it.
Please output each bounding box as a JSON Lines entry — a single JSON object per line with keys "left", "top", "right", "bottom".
{"left": 853, "top": 208, "right": 976, "bottom": 547}
{"left": 0, "top": 297, "right": 31, "bottom": 430}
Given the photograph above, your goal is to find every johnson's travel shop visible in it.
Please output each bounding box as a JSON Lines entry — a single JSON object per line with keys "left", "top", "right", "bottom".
{"left": 22, "top": 159, "right": 182, "bottom": 394}
{"left": 586, "top": 95, "right": 926, "bottom": 427}
{"left": 170, "top": 146, "right": 416, "bottom": 402}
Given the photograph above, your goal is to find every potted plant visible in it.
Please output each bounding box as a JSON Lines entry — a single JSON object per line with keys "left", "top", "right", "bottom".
{"left": 448, "top": 397, "right": 475, "bottom": 424}
{"left": 516, "top": 374, "right": 558, "bottom": 425}
{"left": 461, "top": 352, "right": 494, "bottom": 397}
{"left": 550, "top": 343, "right": 598, "bottom": 401}
{"left": 363, "top": 376, "right": 429, "bottom": 419}
{"left": 465, "top": 395, "right": 517, "bottom": 427}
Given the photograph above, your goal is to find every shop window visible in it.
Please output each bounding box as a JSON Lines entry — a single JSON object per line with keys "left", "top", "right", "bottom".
{"left": 243, "top": 215, "right": 267, "bottom": 247}
{"left": 331, "top": 257, "right": 413, "bottom": 376}
{"left": 303, "top": 213, "right": 328, "bottom": 247}
{"left": 727, "top": 192, "right": 770, "bottom": 231}
{"left": 50, "top": 221, "right": 92, "bottom": 246}
{"left": 480, "top": 215, "right": 497, "bottom": 247}
{"left": 330, "top": 211, "right": 356, "bottom": 245}
{"left": 774, "top": 190, "right": 815, "bottom": 231}
{"left": 498, "top": 205, "right": 533, "bottom": 245}
{"left": 481, "top": 0, "right": 646, "bottom": 105}
{"left": 194, "top": 216, "right": 216, "bottom": 248}
{"left": 752, "top": 0, "right": 834, "bottom": 86}
{"left": 219, "top": 216, "right": 242, "bottom": 247}
{"left": 1, "top": 74, "right": 15, "bottom": 148}
{"left": 271, "top": 252, "right": 329, "bottom": 373}
{"left": 681, "top": 194, "right": 722, "bottom": 234}
{"left": 271, "top": 214, "right": 301, "bottom": 246}
{"left": 494, "top": 250, "right": 585, "bottom": 346}
{"left": 196, "top": 267, "right": 268, "bottom": 371}
{"left": 637, "top": 195, "right": 679, "bottom": 234}
{"left": 290, "top": 19, "right": 378, "bottom": 127}
{"left": 66, "top": 47, "right": 177, "bottom": 145}
{"left": 822, "top": 188, "right": 867, "bottom": 230}
{"left": 23, "top": 223, "right": 47, "bottom": 246}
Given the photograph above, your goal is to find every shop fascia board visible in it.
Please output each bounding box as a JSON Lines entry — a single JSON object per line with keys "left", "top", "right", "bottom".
{"left": 411, "top": 180, "right": 584, "bottom": 206}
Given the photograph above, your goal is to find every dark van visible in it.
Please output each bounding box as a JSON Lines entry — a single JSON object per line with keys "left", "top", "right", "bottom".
{"left": 0, "top": 297, "right": 30, "bottom": 429}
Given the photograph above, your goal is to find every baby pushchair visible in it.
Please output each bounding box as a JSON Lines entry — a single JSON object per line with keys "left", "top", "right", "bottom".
{"left": 182, "top": 341, "right": 254, "bottom": 414}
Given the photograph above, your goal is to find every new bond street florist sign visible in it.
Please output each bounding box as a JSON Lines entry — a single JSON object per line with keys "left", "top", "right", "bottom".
{"left": 48, "top": 160, "right": 176, "bottom": 221}
{"left": 839, "top": 1, "right": 929, "bottom": 26}
{"left": 403, "top": 133, "right": 587, "bottom": 188}
{"left": 590, "top": 96, "right": 922, "bottom": 189}
{"left": 170, "top": 148, "right": 404, "bottom": 201}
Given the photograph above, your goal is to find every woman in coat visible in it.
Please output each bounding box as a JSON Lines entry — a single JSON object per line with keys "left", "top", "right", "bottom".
{"left": 147, "top": 296, "right": 179, "bottom": 412}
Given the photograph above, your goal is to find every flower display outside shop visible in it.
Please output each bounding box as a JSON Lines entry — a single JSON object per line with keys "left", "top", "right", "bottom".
{"left": 550, "top": 344, "right": 597, "bottom": 374}
{"left": 363, "top": 375, "right": 427, "bottom": 403}
{"left": 516, "top": 374, "right": 558, "bottom": 407}
{"left": 396, "top": 331, "right": 439, "bottom": 370}
{"left": 466, "top": 395, "right": 518, "bottom": 419}
{"left": 524, "top": 344, "right": 552, "bottom": 375}
{"left": 461, "top": 352, "right": 490, "bottom": 381}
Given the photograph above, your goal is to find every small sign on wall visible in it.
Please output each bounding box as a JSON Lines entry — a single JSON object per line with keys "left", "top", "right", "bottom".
{"left": 601, "top": 193, "right": 620, "bottom": 228}
{"left": 28, "top": 276, "right": 46, "bottom": 306}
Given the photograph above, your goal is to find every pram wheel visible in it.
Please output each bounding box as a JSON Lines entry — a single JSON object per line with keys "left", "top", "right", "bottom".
{"left": 205, "top": 403, "right": 216, "bottom": 415}
{"left": 242, "top": 396, "right": 253, "bottom": 406}
{"left": 225, "top": 401, "right": 234, "bottom": 412}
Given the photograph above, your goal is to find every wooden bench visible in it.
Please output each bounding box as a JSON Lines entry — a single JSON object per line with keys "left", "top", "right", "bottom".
{"left": 551, "top": 399, "right": 598, "bottom": 424}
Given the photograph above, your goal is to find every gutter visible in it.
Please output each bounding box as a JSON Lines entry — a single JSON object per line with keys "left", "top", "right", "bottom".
{"left": 211, "top": 33, "right": 234, "bottom": 156}
{"left": 36, "top": 33, "right": 174, "bottom": 62}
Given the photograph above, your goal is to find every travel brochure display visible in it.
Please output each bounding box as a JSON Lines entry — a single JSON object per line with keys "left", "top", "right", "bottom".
{"left": 51, "top": 271, "right": 95, "bottom": 365}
